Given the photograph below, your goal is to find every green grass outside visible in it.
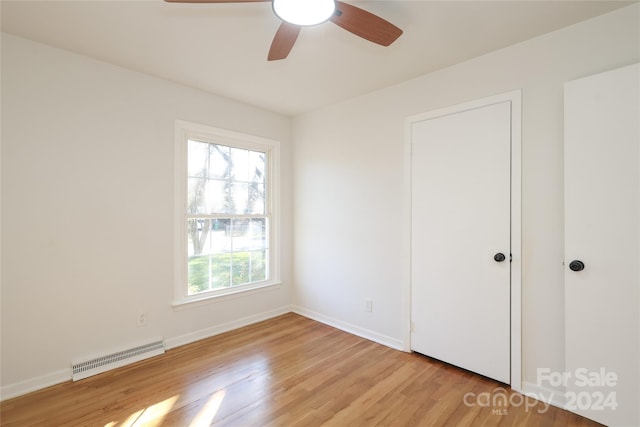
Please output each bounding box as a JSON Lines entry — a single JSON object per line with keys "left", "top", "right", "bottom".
{"left": 188, "top": 251, "right": 266, "bottom": 294}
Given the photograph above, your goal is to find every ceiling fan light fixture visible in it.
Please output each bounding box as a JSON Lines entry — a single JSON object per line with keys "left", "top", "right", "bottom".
{"left": 273, "top": 0, "right": 336, "bottom": 26}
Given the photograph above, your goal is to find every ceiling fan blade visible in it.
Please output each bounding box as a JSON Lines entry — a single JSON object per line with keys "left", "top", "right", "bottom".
{"left": 268, "top": 22, "right": 301, "bottom": 61}
{"left": 330, "top": 0, "right": 402, "bottom": 47}
{"left": 164, "top": 0, "right": 269, "bottom": 3}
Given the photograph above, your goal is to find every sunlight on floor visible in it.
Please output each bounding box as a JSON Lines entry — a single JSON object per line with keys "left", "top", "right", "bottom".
{"left": 189, "top": 389, "right": 227, "bottom": 427}
{"left": 113, "top": 395, "right": 179, "bottom": 427}
{"left": 100, "top": 355, "right": 267, "bottom": 426}
{"left": 134, "top": 395, "right": 180, "bottom": 425}
{"left": 102, "top": 389, "right": 228, "bottom": 427}
{"left": 117, "top": 409, "right": 141, "bottom": 427}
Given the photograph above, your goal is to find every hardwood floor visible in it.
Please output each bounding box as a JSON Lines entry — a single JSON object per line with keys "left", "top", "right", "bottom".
{"left": 1, "top": 313, "right": 602, "bottom": 426}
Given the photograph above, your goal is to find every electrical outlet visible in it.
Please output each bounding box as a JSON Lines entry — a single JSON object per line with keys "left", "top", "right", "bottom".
{"left": 364, "top": 298, "right": 373, "bottom": 313}
{"left": 136, "top": 312, "right": 148, "bottom": 327}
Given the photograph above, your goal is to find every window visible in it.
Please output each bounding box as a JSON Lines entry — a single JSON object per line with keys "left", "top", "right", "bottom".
{"left": 174, "top": 121, "right": 280, "bottom": 305}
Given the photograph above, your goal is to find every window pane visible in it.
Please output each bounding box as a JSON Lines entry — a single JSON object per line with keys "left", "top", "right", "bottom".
{"left": 231, "top": 251, "right": 250, "bottom": 287}
{"left": 187, "top": 218, "right": 271, "bottom": 293}
{"left": 188, "top": 179, "right": 230, "bottom": 214}
{"left": 229, "top": 182, "right": 249, "bottom": 214}
{"left": 210, "top": 253, "right": 231, "bottom": 289}
{"left": 209, "top": 144, "right": 230, "bottom": 179}
{"left": 250, "top": 218, "right": 267, "bottom": 251}
{"left": 210, "top": 218, "right": 232, "bottom": 254}
{"left": 248, "top": 151, "right": 265, "bottom": 183}
{"left": 187, "top": 254, "right": 210, "bottom": 294}
{"left": 231, "top": 218, "right": 266, "bottom": 252}
{"left": 187, "top": 178, "right": 207, "bottom": 214}
{"left": 187, "top": 143, "right": 267, "bottom": 215}
{"left": 230, "top": 147, "right": 249, "bottom": 182}
{"left": 187, "top": 218, "right": 212, "bottom": 256}
{"left": 188, "top": 140, "right": 209, "bottom": 178}
{"left": 250, "top": 250, "right": 267, "bottom": 282}
{"left": 187, "top": 218, "right": 234, "bottom": 294}
{"left": 187, "top": 253, "right": 234, "bottom": 295}
{"left": 247, "top": 182, "right": 265, "bottom": 215}
{"left": 187, "top": 218, "right": 268, "bottom": 293}
{"left": 187, "top": 218, "right": 229, "bottom": 294}
{"left": 187, "top": 218, "right": 232, "bottom": 255}
{"left": 206, "top": 179, "right": 228, "bottom": 214}
{"left": 231, "top": 218, "right": 249, "bottom": 251}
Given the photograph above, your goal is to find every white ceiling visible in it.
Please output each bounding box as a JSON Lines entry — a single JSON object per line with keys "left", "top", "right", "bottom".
{"left": 1, "top": 0, "right": 634, "bottom": 116}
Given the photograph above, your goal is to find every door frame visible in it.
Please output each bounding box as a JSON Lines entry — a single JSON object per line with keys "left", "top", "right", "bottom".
{"left": 402, "top": 90, "right": 522, "bottom": 392}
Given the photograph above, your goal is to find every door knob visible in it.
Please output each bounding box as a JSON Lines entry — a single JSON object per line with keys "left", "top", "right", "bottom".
{"left": 494, "top": 253, "right": 506, "bottom": 262}
{"left": 569, "top": 260, "right": 585, "bottom": 272}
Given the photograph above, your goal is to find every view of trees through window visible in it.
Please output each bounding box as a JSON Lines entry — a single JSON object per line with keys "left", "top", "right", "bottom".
{"left": 186, "top": 140, "right": 269, "bottom": 294}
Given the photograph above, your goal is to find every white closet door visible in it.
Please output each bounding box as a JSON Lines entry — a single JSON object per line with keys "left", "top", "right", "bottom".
{"left": 564, "top": 63, "right": 639, "bottom": 427}
{"left": 410, "top": 100, "right": 511, "bottom": 384}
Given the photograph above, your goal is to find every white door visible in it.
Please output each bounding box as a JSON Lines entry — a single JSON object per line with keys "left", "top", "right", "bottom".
{"left": 410, "top": 99, "right": 512, "bottom": 384}
{"left": 564, "top": 63, "right": 639, "bottom": 427}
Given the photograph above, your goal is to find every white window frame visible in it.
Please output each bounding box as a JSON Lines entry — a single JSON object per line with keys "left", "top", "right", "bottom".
{"left": 173, "top": 120, "right": 281, "bottom": 307}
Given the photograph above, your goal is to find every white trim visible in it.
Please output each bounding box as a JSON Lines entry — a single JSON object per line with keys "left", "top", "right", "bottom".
{"left": 0, "top": 307, "right": 291, "bottom": 401}
{"left": 1, "top": 369, "right": 70, "bottom": 402}
{"left": 165, "top": 305, "right": 292, "bottom": 350}
{"left": 403, "top": 89, "right": 523, "bottom": 392}
{"left": 510, "top": 90, "right": 523, "bottom": 392}
{"left": 401, "top": 112, "right": 414, "bottom": 353}
{"left": 173, "top": 120, "right": 282, "bottom": 306}
{"left": 292, "top": 305, "right": 404, "bottom": 351}
{"left": 172, "top": 282, "right": 283, "bottom": 311}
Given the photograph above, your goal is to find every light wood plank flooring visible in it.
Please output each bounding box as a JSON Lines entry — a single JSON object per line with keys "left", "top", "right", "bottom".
{"left": 1, "top": 313, "right": 602, "bottom": 426}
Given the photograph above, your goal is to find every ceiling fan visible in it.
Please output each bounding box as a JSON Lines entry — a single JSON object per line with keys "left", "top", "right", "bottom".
{"left": 164, "top": 0, "right": 403, "bottom": 61}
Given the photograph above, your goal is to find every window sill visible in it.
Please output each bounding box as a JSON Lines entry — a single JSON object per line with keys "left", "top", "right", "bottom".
{"left": 171, "top": 281, "right": 282, "bottom": 311}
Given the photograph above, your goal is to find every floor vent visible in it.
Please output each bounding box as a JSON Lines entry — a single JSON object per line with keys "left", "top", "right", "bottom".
{"left": 72, "top": 340, "right": 164, "bottom": 381}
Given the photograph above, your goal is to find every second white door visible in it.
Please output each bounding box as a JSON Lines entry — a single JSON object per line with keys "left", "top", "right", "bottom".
{"left": 410, "top": 99, "right": 512, "bottom": 384}
{"left": 564, "top": 63, "right": 639, "bottom": 427}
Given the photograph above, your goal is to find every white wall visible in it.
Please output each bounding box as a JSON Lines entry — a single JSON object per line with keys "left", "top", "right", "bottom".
{"left": 3, "top": 3, "right": 639, "bottom": 401}
{"left": 0, "top": 34, "right": 293, "bottom": 397}
{"left": 292, "top": 4, "right": 640, "bottom": 392}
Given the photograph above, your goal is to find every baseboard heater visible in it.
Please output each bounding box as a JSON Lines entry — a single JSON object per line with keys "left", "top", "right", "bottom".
{"left": 72, "top": 339, "right": 165, "bottom": 381}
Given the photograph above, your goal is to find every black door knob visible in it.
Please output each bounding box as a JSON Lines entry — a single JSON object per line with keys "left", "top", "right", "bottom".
{"left": 494, "top": 253, "right": 506, "bottom": 262}
{"left": 569, "top": 260, "right": 585, "bottom": 272}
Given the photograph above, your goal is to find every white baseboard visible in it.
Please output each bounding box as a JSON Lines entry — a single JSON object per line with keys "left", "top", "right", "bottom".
{"left": 522, "top": 381, "right": 566, "bottom": 410}
{"left": 164, "top": 305, "right": 292, "bottom": 350}
{"left": 1, "top": 368, "right": 70, "bottom": 402}
{"left": 2, "top": 305, "right": 404, "bottom": 401}
{"left": 1, "top": 305, "right": 292, "bottom": 402}
{"left": 292, "top": 305, "right": 404, "bottom": 351}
